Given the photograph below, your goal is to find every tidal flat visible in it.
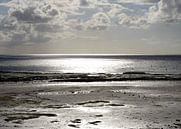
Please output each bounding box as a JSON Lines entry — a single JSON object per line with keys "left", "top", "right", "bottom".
{"left": 0, "top": 81, "right": 181, "bottom": 129}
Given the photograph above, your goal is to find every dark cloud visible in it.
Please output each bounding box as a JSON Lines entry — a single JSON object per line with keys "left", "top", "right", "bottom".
{"left": 80, "top": 0, "right": 89, "bottom": 6}
{"left": 34, "top": 23, "right": 62, "bottom": 32}
{"left": 9, "top": 2, "right": 60, "bottom": 24}
{"left": 0, "top": 16, "right": 16, "bottom": 31}
{"left": 10, "top": 7, "right": 51, "bottom": 23}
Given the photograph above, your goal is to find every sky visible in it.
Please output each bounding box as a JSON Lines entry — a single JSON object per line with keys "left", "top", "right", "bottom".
{"left": 0, "top": 0, "right": 181, "bottom": 54}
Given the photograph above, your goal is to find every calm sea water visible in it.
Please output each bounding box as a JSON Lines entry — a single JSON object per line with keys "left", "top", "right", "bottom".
{"left": 0, "top": 55, "right": 181, "bottom": 74}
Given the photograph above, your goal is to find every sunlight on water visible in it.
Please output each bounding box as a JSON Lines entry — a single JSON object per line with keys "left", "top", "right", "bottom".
{"left": 1, "top": 55, "right": 181, "bottom": 74}
{"left": 42, "top": 58, "right": 132, "bottom": 73}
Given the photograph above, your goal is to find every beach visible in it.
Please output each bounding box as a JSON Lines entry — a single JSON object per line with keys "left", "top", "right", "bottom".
{"left": 0, "top": 80, "right": 181, "bottom": 129}
{"left": 0, "top": 55, "right": 181, "bottom": 129}
{"left": 1, "top": 0, "right": 181, "bottom": 128}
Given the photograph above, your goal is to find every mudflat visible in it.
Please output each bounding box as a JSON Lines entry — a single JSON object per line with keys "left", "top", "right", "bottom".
{"left": 0, "top": 82, "right": 180, "bottom": 129}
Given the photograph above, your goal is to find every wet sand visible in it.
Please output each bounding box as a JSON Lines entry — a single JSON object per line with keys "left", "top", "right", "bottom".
{"left": 1, "top": 72, "right": 181, "bottom": 83}
{"left": 0, "top": 82, "right": 181, "bottom": 129}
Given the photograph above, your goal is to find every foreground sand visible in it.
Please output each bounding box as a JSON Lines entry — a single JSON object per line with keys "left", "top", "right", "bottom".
{"left": 0, "top": 82, "right": 181, "bottom": 129}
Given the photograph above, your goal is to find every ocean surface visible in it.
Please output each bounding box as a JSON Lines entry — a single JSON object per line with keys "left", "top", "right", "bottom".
{"left": 0, "top": 55, "right": 181, "bottom": 74}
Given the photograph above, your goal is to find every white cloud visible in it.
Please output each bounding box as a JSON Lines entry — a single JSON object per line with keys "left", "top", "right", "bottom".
{"left": 147, "top": 0, "right": 181, "bottom": 23}
{"left": 117, "top": 13, "right": 148, "bottom": 29}
{"left": 0, "top": 0, "right": 115, "bottom": 44}
{"left": 118, "top": 0, "right": 159, "bottom": 5}
{"left": 0, "top": 0, "right": 69, "bottom": 44}
{"left": 117, "top": 0, "right": 181, "bottom": 28}
{"left": 0, "top": 0, "right": 181, "bottom": 45}
{"left": 107, "top": 4, "right": 125, "bottom": 18}
{"left": 85, "top": 12, "right": 111, "bottom": 30}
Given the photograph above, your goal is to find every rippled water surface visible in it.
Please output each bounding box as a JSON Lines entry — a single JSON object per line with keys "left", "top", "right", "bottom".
{"left": 0, "top": 55, "right": 181, "bottom": 74}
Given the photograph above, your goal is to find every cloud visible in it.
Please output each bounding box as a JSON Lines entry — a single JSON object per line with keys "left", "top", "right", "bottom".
{"left": 147, "top": 0, "right": 181, "bottom": 23}
{"left": 0, "top": 0, "right": 109, "bottom": 44}
{"left": 0, "top": 0, "right": 181, "bottom": 46}
{"left": 80, "top": 0, "right": 89, "bottom": 6}
{"left": 0, "top": 0, "right": 68, "bottom": 44}
{"left": 118, "top": 0, "right": 159, "bottom": 5}
{"left": 0, "top": 20, "right": 52, "bottom": 45}
{"left": 117, "top": 13, "right": 148, "bottom": 29}
{"left": 0, "top": 0, "right": 118, "bottom": 45}
{"left": 34, "top": 23, "right": 62, "bottom": 32}
{"left": 85, "top": 12, "right": 111, "bottom": 30}
{"left": 107, "top": 3, "right": 126, "bottom": 18}
{"left": 116, "top": 0, "right": 181, "bottom": 28}
{"left": 0, "top": 16, "right": 17, "bottom": 31}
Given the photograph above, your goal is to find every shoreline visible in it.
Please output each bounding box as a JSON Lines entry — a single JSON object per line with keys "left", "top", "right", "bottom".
{"left": 1, "top": 71, "right": 181, "bottom": 83}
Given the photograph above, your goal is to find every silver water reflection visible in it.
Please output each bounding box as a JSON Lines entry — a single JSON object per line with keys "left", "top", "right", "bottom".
{"left": 0, "top": 58, "right": 133, "bottom": 73}
{"left": 44, "top": 58, "right": 132, "bottom": 73}
{"left": 0, "top": 55, "right": 181, "bottom": 74}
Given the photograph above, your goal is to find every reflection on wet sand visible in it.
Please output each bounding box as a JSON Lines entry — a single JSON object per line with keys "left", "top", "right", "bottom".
{"left": 0, "top": 82, "right": 181, "bottom": 129}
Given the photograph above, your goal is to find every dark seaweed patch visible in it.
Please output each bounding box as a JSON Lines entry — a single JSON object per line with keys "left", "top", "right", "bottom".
{"left": 68, "top": 124, "right": 80, "bottom": 128}
{"left": 42, "top": 104, "right": 71, "bottom": 109}
{"left": 70, "top": 119, "right": 81, "bottom": 124}
{"left": 107, "top": 103, "right": 125, "bottom": 107}
{"left": 4, "top": 113, "right": 57, "bottom": 123}
{"left": 95, "top": 114, "right": 103, "bottom": 117}
{"left": 89, "top": 121, "right": 101, "bottom": 125}
{"left": 1, "top": 72, "right": 181, "bottom": 82}
{"left": 76, "top": 100, "right": 110, "bottom": 105}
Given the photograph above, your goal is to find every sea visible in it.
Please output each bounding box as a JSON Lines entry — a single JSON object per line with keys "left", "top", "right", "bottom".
{"left": 0, "top": 54, "right": 181, "bottom": 90}
{"left": 0, "top": 55, "right": 181, "bottom": 74}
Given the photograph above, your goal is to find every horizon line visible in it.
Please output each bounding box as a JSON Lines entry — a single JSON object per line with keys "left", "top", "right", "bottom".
{"left": 0, "top": 54, "right": 181, "bottom": 56}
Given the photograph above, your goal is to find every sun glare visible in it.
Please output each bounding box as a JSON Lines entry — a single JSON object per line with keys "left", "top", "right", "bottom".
{"left": 47, "top": 58, "right": 132, "bottom": 73}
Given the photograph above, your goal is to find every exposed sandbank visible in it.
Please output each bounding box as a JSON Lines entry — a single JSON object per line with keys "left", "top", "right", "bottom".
{"left": 0, "top": 82, "right": 181, "bottom": 129}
